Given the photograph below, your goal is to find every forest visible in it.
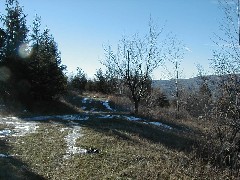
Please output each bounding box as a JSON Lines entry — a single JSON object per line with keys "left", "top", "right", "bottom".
{"left": 0, "top": 0, "right": 240, "bottom": 179}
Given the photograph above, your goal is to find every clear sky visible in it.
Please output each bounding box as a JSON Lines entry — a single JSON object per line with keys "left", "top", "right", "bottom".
{"left": 0, "top": 0, "right": 227, "bottom": 79}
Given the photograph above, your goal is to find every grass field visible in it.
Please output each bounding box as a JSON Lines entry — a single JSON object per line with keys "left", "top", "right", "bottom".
{"left": 0, "top": 92, "right": 236, "bottom": 179}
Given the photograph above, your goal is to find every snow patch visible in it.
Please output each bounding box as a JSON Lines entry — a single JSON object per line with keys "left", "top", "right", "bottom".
{"left": 97, "top": 114, "right": 143, "bottom": 121}
{"left": 0, "top": 154, "right": 9, "bottom": 158}
{"left": 98, "top": 115, "right": 113, "bottom": 119}
{"left": 98, "top": 114, "right": 121, "bottom": 119}
{"left": 123, "top": 116, "right": 142, "bottom": 121}
{"left": 82, "top": 98, "right": 88, "bottom": 104}
{"left": 0, "top": 116, "right": 39, "bottom": 137}
{"left": 148, "top": 122, "right": 173, "bottom": 130}
{"left": 12, "top": 122, "right": 39, "bottom": 137}
{"left": 102, "top": 100, "right": 113, "bottom": 111}
{"left": 0, "top": 129, "right": 11, "bottom": 137}
{"left": 63, "top": 125, "right": 87, "bottom": 159}
{"left": 60, "top": 127, "right": 69, "bottom": 132}
{"left": 56, "top": 115, "right": 89, "bottom": 121}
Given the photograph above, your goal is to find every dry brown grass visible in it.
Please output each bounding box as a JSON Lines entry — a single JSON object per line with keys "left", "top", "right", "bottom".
{"left": 0, "top": 117, "right": 235, "bottom": 179}
{"left": 0, "top": 92, "right": 238, "bottom": 179}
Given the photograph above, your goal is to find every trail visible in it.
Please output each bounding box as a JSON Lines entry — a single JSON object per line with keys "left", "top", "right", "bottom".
{"left": 0, "top": 95, "right": 173, "bottom": 159}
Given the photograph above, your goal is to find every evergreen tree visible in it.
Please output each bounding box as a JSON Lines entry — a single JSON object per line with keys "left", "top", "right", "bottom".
{"left": 0, "top": 28, "right": 6, "bottom": 49}
{"left": 93, "top": 68, "right": 118, "bottom": 94}
{"left": 1, "top": 0, "right": 28, "bottom": 60}
{"left": 0, "top": 0, "right": 29, "bottom": 102}
{"left": 0, "top": 0, "right": 67, "bottom": 103}
{"left": 28, "top": 26, "right": 67, "bottom": 100}
{"left": 70, "top": 67, "right": 87, "bottom": 92}
{"left": 94, "top": 68, "right": 107, "bottom": 93}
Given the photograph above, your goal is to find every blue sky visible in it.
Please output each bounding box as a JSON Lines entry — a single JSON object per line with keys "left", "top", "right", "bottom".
{"left": 0, "top": 0, "right": 227, "bottom": 79}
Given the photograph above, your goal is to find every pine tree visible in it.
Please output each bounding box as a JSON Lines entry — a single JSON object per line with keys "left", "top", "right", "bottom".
{"left": 1, "top": 0, "right": 28, "bottom": 60}
{"left": 28, "top": 26, "right": 67, "bottom": 100}
{"left": 0, "top": 0, "right": 67, "bottom": 103}
{"left": 0, "top": 0, "right": 29, "bottom": 102}
{"left": 70, "top": 67, "right": 87, "bottom": 92}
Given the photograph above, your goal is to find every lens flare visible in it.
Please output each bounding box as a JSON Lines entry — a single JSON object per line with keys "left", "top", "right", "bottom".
{"left": 0, "top": 66, "right": 11, "bottom": 82}
{"left": 18, "top": 43, "right": 32, "bottom": 59}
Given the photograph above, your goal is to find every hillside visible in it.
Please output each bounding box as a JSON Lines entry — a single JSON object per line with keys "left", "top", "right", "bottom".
{"left": 153, "top": 75, "right": 221, "bottom": 98}
{"left": 0, "top": 92, "right": 234, "bottom": 179}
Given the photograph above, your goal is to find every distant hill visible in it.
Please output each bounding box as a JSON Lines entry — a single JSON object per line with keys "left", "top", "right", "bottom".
{"left": 152, "top": 75, "right": 221, "bottom": 98}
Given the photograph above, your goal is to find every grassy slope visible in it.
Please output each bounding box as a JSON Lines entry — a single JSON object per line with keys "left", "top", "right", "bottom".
{"left": 0, "top": 92, "right": 235, "bottom": 179}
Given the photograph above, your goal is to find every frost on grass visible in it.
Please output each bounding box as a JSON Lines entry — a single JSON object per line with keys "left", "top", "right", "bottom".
{"left": 63, "top": 123, "right": 87, "bottom": 159}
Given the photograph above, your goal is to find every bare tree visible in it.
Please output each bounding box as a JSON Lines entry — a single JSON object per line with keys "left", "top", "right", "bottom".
{"left": 103, "top": 21, "right": 164, "bottom": 114}
{"left": 166, "top": 35, "right": 185, "bottom": 112}
{"left": 210, "top": 0, "right": 240, "bottom": 170}
{"left": 212, "top": 0, "right": 240, "bottom": 75}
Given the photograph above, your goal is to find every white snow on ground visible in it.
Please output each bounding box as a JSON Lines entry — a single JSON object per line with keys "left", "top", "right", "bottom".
{"left": 0, "top": 154, "right": 9, "bottom": 158}
{"left": 98, "top": 115, "right": 114, "bottom": 119}
{"left": 63, "top": 123, "right": 87, "bottom": 159}
{"left": 148, "top": 122, "right": 173, "bottom": 130}
{"left": 0, "top": 129, "right": 11, "bottom": 137}
{"left": 56, "top": 115, "right": 89, "bottom": 121}
{"left": 123, "top": 116, "right": 142, "bottom": 121}
{"left": 0, "top": 116, "right": 39, "bottom": 137}
{"left": 82, "top": 98, "right": 88, "bottom": 104}
{"left": 98, "top": 114, "right": 122, "bottom": 119}
{"left": 60, "top": 127, "right": 69, "bottom": 132}
{"left": 0, "top": 114, "right": 89, "bottom": 138}
{"left": 102, "top": 100, "right": 113, "bottom": 111}
{"left": 12, "top": 122, "right": 39, "bottom": 137}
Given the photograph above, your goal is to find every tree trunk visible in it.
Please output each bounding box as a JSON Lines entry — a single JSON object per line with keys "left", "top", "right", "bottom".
{"left": 134, "top": 101, "right": 139, "bottom": 114}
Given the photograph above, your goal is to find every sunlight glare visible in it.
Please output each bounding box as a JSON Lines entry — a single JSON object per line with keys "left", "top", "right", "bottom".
{"left": 18, "top": 43, "right": 32, "bottom": 59}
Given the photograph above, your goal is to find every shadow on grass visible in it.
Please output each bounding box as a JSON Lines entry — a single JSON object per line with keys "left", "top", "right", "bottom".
{"left": 0, "top": 139, "right": 45, "bottom": 180}
{"left": 61, "top": 93, "right": 199, "bottom": 153}
{"left": 82, "top": 118, "right": 196, "bottom": 153}
{"left": 27, "top": 99, "right": 80, "bottom": 115}
{"left": 0, "top": 99, "right": 80, "bottom": 117}
{"left": 24, "top": 93, "right": 197, "bottom": 153}
{"left": 13, "top": 92, "right": 197, "bottom": 153}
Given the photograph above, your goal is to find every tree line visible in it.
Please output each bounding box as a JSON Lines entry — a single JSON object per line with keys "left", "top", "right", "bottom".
{"left": 0, "top": 0, "right": 173, "bottom": 113}
{"left": 0, "top": 0, "right": 67, "bottom": 108}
